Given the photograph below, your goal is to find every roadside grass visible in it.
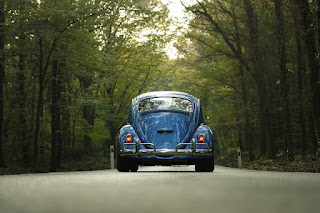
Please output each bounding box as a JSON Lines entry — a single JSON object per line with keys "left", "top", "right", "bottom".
{"left": 216, "top": 151, "right": 320, "bottom": 173}
{"left": 60, "top": 158, "right": 110, "bottom": 172}
{"left": 0, "top": 157, "right": 111, "bottom": 175}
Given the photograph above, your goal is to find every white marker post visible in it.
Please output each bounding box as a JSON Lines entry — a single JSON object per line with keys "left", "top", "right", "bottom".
{"left": 237, "top": 147, "right": 242, "bottom": 169}
{"left": 110, "top": 145, "right": 115, "bottom": 169}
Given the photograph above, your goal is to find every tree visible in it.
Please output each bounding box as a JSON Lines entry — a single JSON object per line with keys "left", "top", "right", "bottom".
{"left": 181, "top": 0, "right": 314, "bottom": 160}
{"left": 274, "top": 0, "right": 293, "bottom": 161}
{"left": 184, "top": 0, "right": 259, "bottom": 159}
{"left": 16, "top": 2, "right": 30, "bottom": 167}
{"left": 294, "top": 0, "right": 320, "bottom": 155}
{"left": 93, "top": 0, "right": 171, "bottom": 148}
{"left": 291, "top": 1, "right": 307, "bottom": 159}
{"left": 231, "top": 0, "right": 254, "bottom": 160}
{"left": 242, "top": 0, "right": 275, "bottom": 159}
{"left": 0, "top": 0, "right": 176, "bottom": 173}
{"left": 0, "top": 0, "right": 6, "bottom": 168}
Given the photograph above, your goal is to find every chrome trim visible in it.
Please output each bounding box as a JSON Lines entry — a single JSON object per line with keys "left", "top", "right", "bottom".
{"left": 175, "top": 138, "right": 210, "bottom": 152}
{"left": 122, "top": 141, "right": 156, "bottom": 152}
{"left": 120, "top": 139, "right": 212, "bottom": 156}
{"left": 120, "top": 151, "right": 212, "bottom": 156}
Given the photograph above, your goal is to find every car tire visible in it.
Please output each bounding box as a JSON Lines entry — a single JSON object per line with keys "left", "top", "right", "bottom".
{"left": 117, "top": 156, "right": 129, "bottom": 172}
{"left": 195, "top": 158, "right": 214, "bottom": 172}
{"left": 130, "top": 162, "right": 138, "bottom": 172}
{"left": 117, "top": 156, "right": 139, "bottom": 172}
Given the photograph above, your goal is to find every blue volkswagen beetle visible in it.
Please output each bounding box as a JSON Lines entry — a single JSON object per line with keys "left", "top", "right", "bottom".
{"left": 117, "top": 91, "right": 214, "bottom": 172}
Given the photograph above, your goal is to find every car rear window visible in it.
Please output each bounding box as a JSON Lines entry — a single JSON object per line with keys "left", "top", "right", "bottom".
{"left": 138, "top": 97, "right": 193, "bottom": 113}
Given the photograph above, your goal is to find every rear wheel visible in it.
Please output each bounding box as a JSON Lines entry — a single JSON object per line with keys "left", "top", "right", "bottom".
{"left": 117, "top": 156, "right": 138, "bottom": 172}
{"left": 195, "top": 158, "right": 214, "bottom": 172}
{"left": 117, "top": 156, "right": 129, "bottom": 172}
{"left": 130, "top": 162, "right": 138, "bottom": 172}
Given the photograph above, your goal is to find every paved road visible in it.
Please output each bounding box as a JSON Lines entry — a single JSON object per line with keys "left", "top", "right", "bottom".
{"left": 0, "top": 165, "right": 319, "bottom": 213}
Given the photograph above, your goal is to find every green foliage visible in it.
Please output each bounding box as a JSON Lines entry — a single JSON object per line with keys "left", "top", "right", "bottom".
{"left": 175, "top": 0, "right": 320, "bottom": 161}
{"left": 2, "top": 0, "right": 319, "bottom": 173}
{"left": 1, "top": 0, "right": 174, "bottom": 172}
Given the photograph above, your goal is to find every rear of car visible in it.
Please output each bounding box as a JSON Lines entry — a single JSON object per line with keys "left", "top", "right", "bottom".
{"left": 117, "top": 91, "right": 214, "bottom": 172}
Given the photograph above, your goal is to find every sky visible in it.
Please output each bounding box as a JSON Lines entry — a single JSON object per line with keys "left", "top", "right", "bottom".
{"left": 161, "top": 0, "right": 191, "bottom": 20}
{"left": 161, "top": 0, "right": 195, "bottom": 59}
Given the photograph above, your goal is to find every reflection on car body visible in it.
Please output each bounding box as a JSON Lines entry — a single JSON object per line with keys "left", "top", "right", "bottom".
{"left": 117, "top": 91, "right": 214, "bottom": 172}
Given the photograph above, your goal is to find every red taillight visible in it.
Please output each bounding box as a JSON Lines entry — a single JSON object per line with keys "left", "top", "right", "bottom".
{"left": 198, "top": 134, "right": 205, "bottom": 143}
{"left": 125, "top": 134, "right": 133, "bottom": 143}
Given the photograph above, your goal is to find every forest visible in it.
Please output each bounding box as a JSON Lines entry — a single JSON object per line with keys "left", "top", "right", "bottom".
{"left": 0, "top": 0, "right": 319, "bottom": 173}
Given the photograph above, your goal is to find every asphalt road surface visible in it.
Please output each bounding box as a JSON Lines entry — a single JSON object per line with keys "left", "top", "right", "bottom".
{"left": 1, "top": 165, "right": 320, "bottom": 213}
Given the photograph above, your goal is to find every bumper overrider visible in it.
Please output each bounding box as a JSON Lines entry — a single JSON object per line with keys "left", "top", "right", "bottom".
{"left": 119, "top": 139, "right": 213, "bottom": 157}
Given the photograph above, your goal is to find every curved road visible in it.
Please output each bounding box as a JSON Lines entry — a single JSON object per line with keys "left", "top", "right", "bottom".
{"left": 0, "top": 165, "right": 320, "bottom": 213}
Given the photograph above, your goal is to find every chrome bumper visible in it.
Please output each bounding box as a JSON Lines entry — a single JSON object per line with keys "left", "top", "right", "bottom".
{"left": 119, "top": 139, "right": 212, "bottom": 156}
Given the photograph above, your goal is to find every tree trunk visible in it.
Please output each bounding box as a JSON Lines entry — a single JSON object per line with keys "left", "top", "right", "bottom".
{"left": 292, "top": 2, "right": 307, "bottom": 159}
{"left": 297, "top": 40, "right": 307, "bottom": 159}
{"left": 33, "top": 37, "right": 45, "bottom": 169}
{"left": 71, "top": 118, "right": 76, "bottom": 159}
{"left": 18, "top": 52, "right": 29, "bottom": 167}
{"left": 50, "top": 60, "right": 62, "bottom": 171}
{"left": 18, "top": 3, "right": 29, "bottom": 166}
{"left": 58, "top": 55, "right": 69, "bottom": 149}
{"left": 55, "top": 64, "right": 63, "bottom": 169}
{"left": 240, "top": 65, "right": 254, "bottom": 160}
{"left": 106, "top": 85, "right": 119, "bottom": 147}
{"left": 81, "top": 76, "right": 95, "bottom": 156}
{"left": 83, "top": 106, "right": 95, "bottom": 155}
{"left": 243, "top": 0, "right": 275, "bottom": 159}
{"left": 275, "top": 0, "right": 293, "bottom": 161}
{"left": 61, "top": 85, "right": 70, "bottom": 148}
{"left": 231, "top": 0, "right": 254, "bottom": 160}
{"left": 60, "top": 75, "right": 70, "bottom": 161}
{"left": 309, "top": 114, "right": 317, "bottom": 155}
{"left": 237, "top": 120, "right": 244, "bottom": 151}
{"left": 318, "top": 0, "right": 320, "bottom": 50}
{"left": 108, "top": 125, "right": 118, "bottom": 147}
{"left": 0, "top": 0, "right": 6, "bottom": 168}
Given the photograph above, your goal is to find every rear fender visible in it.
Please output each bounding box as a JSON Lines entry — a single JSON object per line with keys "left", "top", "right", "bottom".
{"left": 118, "top": 125, "right": 139, "bottom": 153}
{"left": 191, "top": 125, "right": 213, "bottom": 151}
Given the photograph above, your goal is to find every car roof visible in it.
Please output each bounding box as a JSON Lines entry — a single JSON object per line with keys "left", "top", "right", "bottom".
{"left": 134, "top": 91, "right": 198, "bottom": 102}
